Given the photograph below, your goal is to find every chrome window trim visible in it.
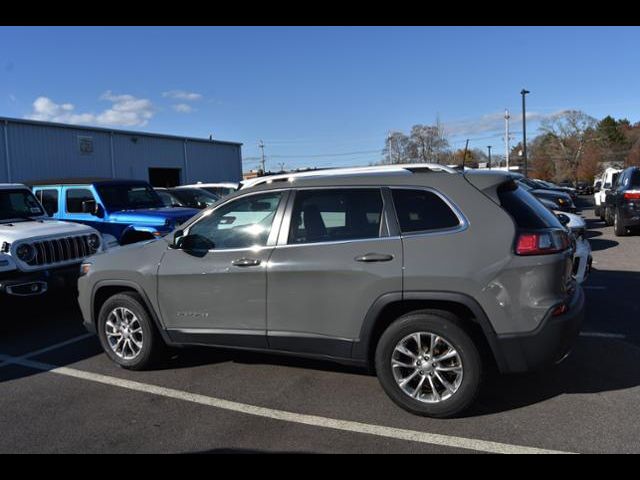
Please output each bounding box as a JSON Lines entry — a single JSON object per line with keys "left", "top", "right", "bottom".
{"left": 274, "top": 235, "right": 402, "bottom": 250}
{"left": 181, "top": 189, "right": 290, "bottom": 252}
{"left": 389, "top": 186, "right": 469, "bottom": 237}
{"left": 278, "top": 186, "right": 388, "bottom": 247}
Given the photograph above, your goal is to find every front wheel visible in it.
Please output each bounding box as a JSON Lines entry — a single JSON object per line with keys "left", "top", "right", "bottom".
{"left": 375, "top": 312, "right": 482, "bottom": 418}
{"left": 97, "top": 292, "right": 165, "bottom": 370}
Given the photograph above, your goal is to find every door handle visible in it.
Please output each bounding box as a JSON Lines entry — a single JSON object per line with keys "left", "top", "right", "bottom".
{"left": 231, "top": 258, "right": 262, "bottom": 267}
{"left": 354, "top": 253, "right": 394, "bottom": 263}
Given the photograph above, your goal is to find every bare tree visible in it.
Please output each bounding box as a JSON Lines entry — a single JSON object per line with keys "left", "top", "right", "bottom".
{"left": 383, "top": 131, "right": 412, "bottom": 164}
{"left": 539, "top": 110, "right": 597, "bottom": 183}
{"left": 408, "top": 122, "right": 449, "bottom": 163}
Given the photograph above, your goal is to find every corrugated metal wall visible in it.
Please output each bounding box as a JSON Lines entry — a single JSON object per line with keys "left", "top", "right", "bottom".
{"left": 0, "top": 118, "right": 242, "bottom": 185}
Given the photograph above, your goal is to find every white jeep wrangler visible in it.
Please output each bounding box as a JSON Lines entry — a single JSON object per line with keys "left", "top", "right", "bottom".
{"left": 0, "top": 184, "right": 104, "bottom": 296}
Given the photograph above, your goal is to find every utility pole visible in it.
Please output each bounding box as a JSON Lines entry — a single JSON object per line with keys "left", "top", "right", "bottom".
{"left": 504, "top": 109, "right": 511, "bottom": 170}
{"left": 487, "top": 145, "right": 492, "bottom": 169}
{"left": 258, "top": 139, "right": 266, "bottom": 174}
{"left": 278, "top": 162, "right": 286, "bottom": 172}
{"left": 461, "top": 139, "right": 469, "bottom": 169}
{"left": 521, "top": 89, "right": 530, "bottom": 177}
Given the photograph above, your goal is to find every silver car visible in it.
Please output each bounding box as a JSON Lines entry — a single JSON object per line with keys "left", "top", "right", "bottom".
{"left": 77, "top": 165, "right": 584, "bottom": 417}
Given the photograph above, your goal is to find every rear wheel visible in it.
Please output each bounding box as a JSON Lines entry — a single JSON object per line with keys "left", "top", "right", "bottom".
{"left": 97, "top": 292, "right": 165, "bottom": 370}
{"left": 375, "top": 311, "right": 482, "bottom": 418}
{"left": 614, "top": 209, "right": 627, "bottom": 236}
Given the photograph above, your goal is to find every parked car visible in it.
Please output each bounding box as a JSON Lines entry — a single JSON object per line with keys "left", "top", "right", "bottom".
{"left": 515, "top": 177, "right": 577, "bottom": 212}
{"left": 0, "top": 183, "right": 103, "bottom": 296}
{"left": 575, "top": 181, "right": 593, "bottom": 196}
{"left": 531, "top": 179, "right": 577, "bottom": 201}
{"left": 31, "top": 179, "right": 200, "bottom": 245}
{"left": 154, "top": 188, "right": 185, "bottom": 208}
{"left": 180, "top": 182, "right": 239, "bottom": 198}
{"left": 159, "top": 187, "right": 220, "bottom": 210}
{"left": 554, "top": 211, "right": 592, "bottom": 284}
{"left": 594, "top": 167, "right": 622, "bottom": 220}
{"left": 603, "top": 166, "right": 640, "bottom": 236}
{"left": 77, "top": 164, "right": 583, "bottom": 418}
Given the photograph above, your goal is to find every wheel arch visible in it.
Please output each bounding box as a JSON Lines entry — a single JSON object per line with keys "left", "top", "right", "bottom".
{"left": 353, "top": 291, "right": 507, "bottom": 372}
{"left": 91, "top": 280, "right": 174, "bottom": 346}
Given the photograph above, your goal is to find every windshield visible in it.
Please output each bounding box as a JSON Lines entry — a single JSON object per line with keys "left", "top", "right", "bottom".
{"left": 96, "top": 183, "right": 164, "bottom": 211}
{"left": 170, "top": 188, "right": 220, "bottom": 209}
{"left": 0, "top": 188, "right": 46, "bottom": 222}
{"left": 156, "top": 190, "right": 185, "bottom": 208}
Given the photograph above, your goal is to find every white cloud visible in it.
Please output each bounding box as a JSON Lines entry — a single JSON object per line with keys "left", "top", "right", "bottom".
{"left": 172, "top": 103, "right": 194, "bottom": 113}
{"left": 162, "top": 90, "right": 203, "bottom": 101}
{"left": 25, "top": 92, "right": 155, "bottom": 127}
{"left": 443, "top": 110, "right": 565, "bottom": 138}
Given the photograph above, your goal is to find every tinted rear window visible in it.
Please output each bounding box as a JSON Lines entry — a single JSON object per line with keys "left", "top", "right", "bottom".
{"left": 630, "top": 170, "right": 640, "bottom": 188}
{"left": 392, "top": 189, "right": 461, "bottom": 233}
{"left": 497, "top": 181, "right": 563, "bottom": 229}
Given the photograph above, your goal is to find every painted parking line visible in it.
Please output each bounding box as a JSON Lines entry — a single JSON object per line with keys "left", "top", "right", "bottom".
{"left": 0, "top": 333, "right": 94, "bottom": 369}
{"left": 0, "top": 353, "right": 574, "bottom": 454}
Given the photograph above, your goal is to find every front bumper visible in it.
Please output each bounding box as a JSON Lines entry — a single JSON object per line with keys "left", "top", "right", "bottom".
{"left": 493, "top": 286, "right": 585, "bottom": 373}
{"left": 0, "top": 264, "right": 81, "bottom": 297}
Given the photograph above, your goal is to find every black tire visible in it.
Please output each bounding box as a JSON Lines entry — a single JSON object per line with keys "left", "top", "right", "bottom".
{"left": 594, "top": 205, "right": 601, "bottom": 219}
{"left": 614, "top": 209, "right": 627, "bottom": 237}
{"left": 375, "top": 311, "right": 482, "bottom": 418}
{"left": 97, "top": 292, "right": 165, "bottom": 370}
{"left": 604, "top": 207, "right": 614, "bottom": 226}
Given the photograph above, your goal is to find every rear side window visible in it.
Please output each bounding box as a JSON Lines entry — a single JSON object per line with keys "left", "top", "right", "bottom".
{"left": 498, "top": 181, "right": 563, "bottom": 229}
{"left": 289, "top": 189, "right": 383, "bottom": 244}
{"left": 392, "top": 189, "right": 460, "bottom": 233}
{"left": 629, "top": 170, "right": 640, "bottom": 188}
{"left": 66, "top": 188, "right": 95, "bottom": 213}
{"left": 37, "top": 189, "right": 59, "bottom": 215}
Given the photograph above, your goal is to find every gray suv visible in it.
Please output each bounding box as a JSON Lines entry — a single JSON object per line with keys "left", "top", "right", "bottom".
{"left": 77, "top": 165, "right": 584, "bottom": 417}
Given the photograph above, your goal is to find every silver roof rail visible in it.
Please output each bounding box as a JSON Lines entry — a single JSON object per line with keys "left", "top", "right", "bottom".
{"left": 240, "top": 163, "right": 458, "bottom": 189}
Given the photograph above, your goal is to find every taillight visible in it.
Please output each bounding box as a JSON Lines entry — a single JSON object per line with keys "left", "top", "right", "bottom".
{"left": 623, "top": 191, "right": 640, "bottom": 200}
{"left": 515, "top": 230, "right": 570, "bottom": 256}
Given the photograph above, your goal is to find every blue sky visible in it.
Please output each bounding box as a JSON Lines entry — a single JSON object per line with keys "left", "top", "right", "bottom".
{"left": 2, "top": 26, "right": 640, "bottom": 171}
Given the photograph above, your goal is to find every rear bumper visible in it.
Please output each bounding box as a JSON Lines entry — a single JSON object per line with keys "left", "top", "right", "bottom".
{"left": 493, "top": 286, "right": 585, "bottom": 373}
{"left": 620, "top": 205, "right": 640, "bottom": 227}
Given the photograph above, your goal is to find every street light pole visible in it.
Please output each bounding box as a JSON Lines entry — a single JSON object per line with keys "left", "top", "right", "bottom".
{"left": 487, "top": 145, "right": 492, "bottom": 169}
{"left": 521, "top": 89, "right": 530, "bottom": 177}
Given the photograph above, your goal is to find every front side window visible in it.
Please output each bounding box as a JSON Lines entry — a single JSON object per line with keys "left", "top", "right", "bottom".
{"left": 66, "top": 189, "right": 96, "bottom": 214}
{"left": 188, "top": 192, "right": 283, "bottom": 249}
{"left": 0, "top": 189, "right": 45, "bottom": 222}
{"left": 288, "top": 189, "right": 383, "bottom": 244}
{"left": 392, "top": 189, "right": 461, "bottom": 233}
{"left": 96, "top": 183, "right": 163, "bottom": 211}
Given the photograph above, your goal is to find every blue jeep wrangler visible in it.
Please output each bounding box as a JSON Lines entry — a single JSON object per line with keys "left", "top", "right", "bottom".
{"left": 32, "top": 179, "right": 200, "bottom": 245}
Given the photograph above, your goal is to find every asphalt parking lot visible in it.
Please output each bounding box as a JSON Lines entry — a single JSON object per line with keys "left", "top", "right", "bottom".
{"left": 1, "top": 198, "right": 640, "bottom": 454}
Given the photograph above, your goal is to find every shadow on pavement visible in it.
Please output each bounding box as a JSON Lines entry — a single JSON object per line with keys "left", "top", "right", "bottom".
{"left": 589, "top": 238, "right": 619, "bottom": 251}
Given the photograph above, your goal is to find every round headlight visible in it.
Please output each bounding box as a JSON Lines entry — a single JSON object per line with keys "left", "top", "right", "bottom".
{"left": 87, "top": 234, "right": 101, "bottom": 252}
{"left": 16, "top": 243, "right": 35, "bottom": 262}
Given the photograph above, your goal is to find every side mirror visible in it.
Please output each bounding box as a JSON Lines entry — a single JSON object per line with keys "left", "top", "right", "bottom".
{"left": 82, "top": 200, "right": 104, "bottom": 218}
{"left": 174, "top": 233, "right": 214, "bottom": 257}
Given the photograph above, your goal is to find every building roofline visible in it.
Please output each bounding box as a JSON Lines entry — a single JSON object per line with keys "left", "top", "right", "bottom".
{"left": 0, "top": 116, "right": 243, "bottom": 147}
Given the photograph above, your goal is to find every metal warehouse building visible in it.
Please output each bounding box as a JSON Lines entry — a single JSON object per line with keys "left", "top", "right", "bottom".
{"left": 0, "top": 117, "right": 243, "bottom": 187}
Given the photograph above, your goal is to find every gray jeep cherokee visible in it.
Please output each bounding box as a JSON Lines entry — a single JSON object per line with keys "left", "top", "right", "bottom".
{"left": 77, "top": 164, "right": 584, "bottom": 417}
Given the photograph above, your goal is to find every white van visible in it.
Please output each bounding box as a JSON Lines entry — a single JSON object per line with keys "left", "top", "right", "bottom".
{"left": 594, "top": 168, "right": 622, "bottom": 219}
